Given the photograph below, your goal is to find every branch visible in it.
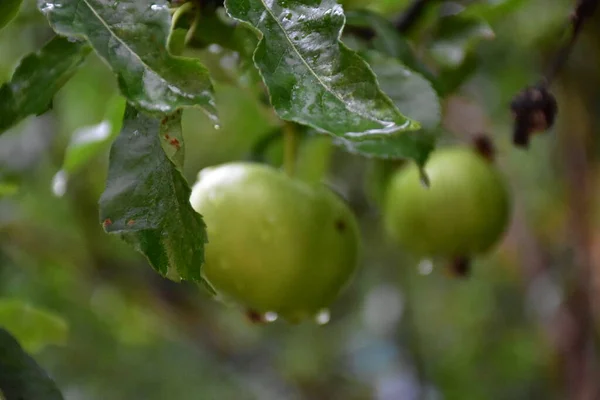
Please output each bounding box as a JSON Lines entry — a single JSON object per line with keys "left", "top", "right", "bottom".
{"left": 509, "top": 0, "right": 598, "bottom": 148}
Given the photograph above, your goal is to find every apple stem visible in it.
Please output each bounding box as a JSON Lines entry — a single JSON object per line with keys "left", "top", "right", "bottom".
{"left": 283, "top": 122, "right": 298, "bottom": 177}
{"left": 245, "top": 309, "right": 266, "bottom": 324}
{"left": 471, "top": 133, "right": 496, "bottom": 163}
{"left": 448, "top": 256, "right": 471, "bottom": 278}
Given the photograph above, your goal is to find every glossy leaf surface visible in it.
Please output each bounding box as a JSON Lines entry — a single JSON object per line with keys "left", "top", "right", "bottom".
{"left": 225, "top": 0, "right": 419, "bottom": 139}
{"left": 99, "top": 106, "right": 207, "bottom": 282}
{"left": 39, "top": 0, "right": 217, "bottom": 118}
{"left": 0, "top": 36, "right": 90, "bottom": 134}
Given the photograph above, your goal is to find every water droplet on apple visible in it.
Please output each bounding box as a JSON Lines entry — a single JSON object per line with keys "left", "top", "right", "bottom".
{"left": 315, "top": 309, "right": 330, "bottom": 325}
{"left": 418, "top": 259, "right": 433, "bottom": 275}
{"left": 264, "top": 311, "right": 278, "bottom": 322}
{"left": 419, "top": 167, "right": 430, "bottom": 188}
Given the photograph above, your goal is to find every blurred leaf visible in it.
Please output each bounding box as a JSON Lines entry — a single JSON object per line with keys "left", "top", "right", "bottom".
{"left": 430, "top": 14, "right": 494, "bottom": 69}
{"left": 62, "top": 95, "right": 127, "bottom": 173}
{"left": 0, "top": 116, "right": 58, "bottom": 184}
{"left": 0, "top": 36, "right": 90, "bottom": 134}
{"left": 0, "top": 299, "right": 68, "bottom": 354}
{"left": 461, "top": 0, "right": 526, "bottom": 24}
{"left": 0, "top": 181, "right": 19, "bottom": 197}
{"left": 181, "top": 82, "right": 281, "bottom": 175}
{"left": 99, "top": 105, "right": 207, "bottom": 282}
{"left": 225, "top": 0, "right": 420, "bottom": 140}
{"left": 39, "top": 0, "right": 217, "bottom": 118}
{"left": 364, "top": 51, "right": 441, "bottom": 130}
{"left": 0, "top": 328, "right": 64, "bottom": 400}
{"left": 167, "top": 29, "right": 188, "bottom": 57}
{"left": 189, "top": 9, "right": 241, "bottom": 51}
{"left": 437, "top": 53, "right": 478, "bottom": 96}
{"left": 426, "top": 12, "right": 494, "bottom": 94}
{"left": 344, "top": 9, "right": 438, "bottom": 88}
{"left": 0, "top": 0, "right": 23, "bottom": 31}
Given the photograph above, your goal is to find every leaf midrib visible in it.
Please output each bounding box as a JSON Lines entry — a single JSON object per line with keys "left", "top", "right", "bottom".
{"left": 254, "top": 0, "right": 394, "bottom": 125}
{"left": 78, "top": 0, "right": 185, "bottom": 100}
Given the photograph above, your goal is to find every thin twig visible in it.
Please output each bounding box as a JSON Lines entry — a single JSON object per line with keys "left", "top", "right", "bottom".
{"left": 544, "top": 0, "right": 598, "bottom": 84}
{"left": 509, "top": 0, "right": 597, "bottom": 148}
{"left": 283, "top": 123, "right": 298, "bottom": 177}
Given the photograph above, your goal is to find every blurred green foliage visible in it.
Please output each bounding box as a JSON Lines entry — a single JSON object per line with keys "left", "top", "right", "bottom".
{"left": 1, "top": 0, "right": 599, "bottom": 399}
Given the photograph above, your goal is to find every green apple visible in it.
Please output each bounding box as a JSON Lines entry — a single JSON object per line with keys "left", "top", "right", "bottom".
{"left": 384, "top": 147, "right": 510, "bottom": 259}
{"left": 190, "top": 162, "right": 360, "bottom": 322}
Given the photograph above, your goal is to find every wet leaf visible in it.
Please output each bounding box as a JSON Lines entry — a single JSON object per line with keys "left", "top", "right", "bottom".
{"left": 0, "top": 299, "right": 68, "bottom": 354}
{"left": 39, "top": 0, "right": 217, "bottom": 118}
{"left": 160, "top": 110, "right": 185, "bottom": 168}
{"left": 0, "top": 0, "right": 23, "bottom": 31}
{"left": 99, "top": 105, "right": 207, "bottom": 282}
{"left": 333, "top": 51, "right": 440, "bottom": 164}
{"left": 430, "top": 14, "right": 494, "bottom": 69}
{"left": 225, "top": 0, "right": 420, "bottom": 140}
{"left": 0, "top": 328, "right": 64, "bottom": 400}
{"left": 0, "top": 36, "right": 91, "bottom": 134}
{"left": 334, "top": 130, "right": 435, "bottom": 166}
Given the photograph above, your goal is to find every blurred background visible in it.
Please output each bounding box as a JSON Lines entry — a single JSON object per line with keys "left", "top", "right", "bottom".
{"left": 1, "top": 0, "right": 600, "bottom": 399}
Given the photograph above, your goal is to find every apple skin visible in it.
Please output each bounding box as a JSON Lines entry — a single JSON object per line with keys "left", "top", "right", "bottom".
{"left": 190, "top": 162, "right": 361, "bottom": 322}
{"left": 384, "top": 147, "right": 511, "bottom": 259}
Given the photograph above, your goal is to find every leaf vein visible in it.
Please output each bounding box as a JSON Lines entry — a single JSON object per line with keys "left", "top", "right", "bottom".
{"left": 255, "top": 0, "right": 386, "bottom": 123}
{"left": 78, "top": 0, "right": 180, "bottom": 99}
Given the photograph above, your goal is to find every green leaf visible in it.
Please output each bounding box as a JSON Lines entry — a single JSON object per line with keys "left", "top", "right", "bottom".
{"left": 188, "top": 9, "right": 242, "bottom": 52}
{"left": 39, "top": 0, "right": 217, "bottom": 119}
{"left": 51, "top": 95, "right": 126, "bottom": 198}
{"left": 333, "top": 51, "right": 440, "bottom": 164}
{"left": 430, "top": 14, "right": 494, "bottom": 69}
{"left": 334, "top": 130, "right": 435, "bottom": 166}
{"left": 99, "top": 105, "right": 207, "bottom": 282}
{"left": 0, "top": 328, "right": 64, "bottom": 400}
{"left": 461, "top": 0, "right": 525, "bottom": 24}
{"left": 62, "top": 95, "right": 127, "bottom": 173}
{"left": 159, "top": 110, "right": 185, "bottom": 168}
{"left": 0, "top": 0, "right": 23, "bottom": 31}
{"left": 0, "top": 36, "right": 91, "bottom": 134}
{"left": 0, "top": 299, "right": 68, "bottom": 354}
{"left": 225, "top": 0, "right": 420, "bottom": 139}
{"left": 426, "top": 12, "right": 494, "bottom": 94}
